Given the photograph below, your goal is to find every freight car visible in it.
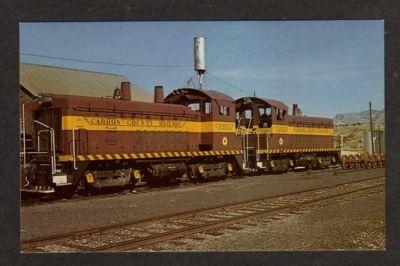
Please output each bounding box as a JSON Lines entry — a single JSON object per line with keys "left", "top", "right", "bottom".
{"left": 21, "top": 83, "right": 242, "bottom": 194}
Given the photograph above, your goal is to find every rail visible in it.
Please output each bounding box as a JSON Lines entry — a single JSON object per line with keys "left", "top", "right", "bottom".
{"left": 21, "top": 175, "right": 384, "bottom": 252}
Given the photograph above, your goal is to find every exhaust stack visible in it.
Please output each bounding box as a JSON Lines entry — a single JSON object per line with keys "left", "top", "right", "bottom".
{"left": 120, "top": 82, "right": 131, "bottom": 101}
{"left": 154, "top": 86, "right": 164, "bottom": 103}
{"left": 292, "top": 104, "right": 298, "bottom": 116}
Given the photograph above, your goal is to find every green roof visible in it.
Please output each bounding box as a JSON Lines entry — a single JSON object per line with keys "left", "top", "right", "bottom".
{"left": 20, "top": 63, "right": 152, "bottom": 102}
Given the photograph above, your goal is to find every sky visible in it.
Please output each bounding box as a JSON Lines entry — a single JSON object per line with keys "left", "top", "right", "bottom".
{"left": 19, "top": 21, "right": 384, "bottom": 117}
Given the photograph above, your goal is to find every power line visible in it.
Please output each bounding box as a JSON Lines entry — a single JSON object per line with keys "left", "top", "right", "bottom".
{"left": 20, "top": 52, "right": 192, "bottom": 68}
{"left": 206, "top": 71, "right": 248, "bottom": 95}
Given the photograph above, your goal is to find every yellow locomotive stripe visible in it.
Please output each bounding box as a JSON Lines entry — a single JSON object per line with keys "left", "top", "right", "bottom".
{"left": 256, "top": 147, "right": 339, "bottom": 154}
{"left": 58, "top": 155, "right": 73, "bottom": 161}
{"left": 62, "top": 116, "right": 236, "bottom": 133}
{"left": 254, "top": 125, "right": 333, "bottom": 136}
{"left": 63, "top": 116, "right": 333, "bottom": 136}
{"left": 61, "top": 147, "right": 330, "bottom": 162}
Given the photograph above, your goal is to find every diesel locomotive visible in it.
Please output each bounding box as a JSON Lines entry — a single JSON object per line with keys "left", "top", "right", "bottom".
{"left": 20, "top": 82, "right": 340, "bottom": 194}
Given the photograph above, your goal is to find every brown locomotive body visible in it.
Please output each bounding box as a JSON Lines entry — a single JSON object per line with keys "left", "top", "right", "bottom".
{"left": 21, "top": 83, "right": 340, "bottom": 194}
{"left": 21, "top": 84, "right": 242, "bottom": 193}
{"left": 235, "top": 97, "right": 339, "bottom": 172}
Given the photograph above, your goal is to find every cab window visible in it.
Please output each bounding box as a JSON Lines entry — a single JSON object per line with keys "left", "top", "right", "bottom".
{"left": 188, "top": 102, "right": 200, "bottom": 112}
{"left": 219, "top": 106, "right": 229, "bottom": 116}
{"left": 244, "top": 109, "right": 252, "bottom": 119}
{"left": 277, "top": 108, "right": 286, "bottom": 120}
{"left": 259, "top": 107, "right": 271, "bottom": 117}
{"left": 204, "top": 102, "right": 211, "bottom": 114}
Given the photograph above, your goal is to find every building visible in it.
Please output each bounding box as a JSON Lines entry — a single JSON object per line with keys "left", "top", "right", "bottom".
{"left": 19, "top": 62, "right": 153, "bottom": 112}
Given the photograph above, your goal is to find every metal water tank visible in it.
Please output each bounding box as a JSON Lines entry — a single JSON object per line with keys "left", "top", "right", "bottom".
{"left": 194, "top": 37, "right": 206, "bottom": 73}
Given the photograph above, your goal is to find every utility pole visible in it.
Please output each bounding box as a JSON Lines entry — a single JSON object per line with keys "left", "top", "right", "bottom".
{"left": 369, "top": 101, "right": 375, "bottom": 154}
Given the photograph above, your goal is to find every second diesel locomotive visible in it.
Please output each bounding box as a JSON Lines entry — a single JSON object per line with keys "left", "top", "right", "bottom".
{"left": 236, "top": 97, "right": 339, "bottom": 173}
{"left": 20, "top": 82, "right": 339, "bottom": 194}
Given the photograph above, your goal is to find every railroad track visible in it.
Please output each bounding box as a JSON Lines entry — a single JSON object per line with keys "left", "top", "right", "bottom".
{"left": 21, "top": 175, "right": 384, "bottom": 252}
{"left": 21, "top": 167, "right": 383, "bottom": 207}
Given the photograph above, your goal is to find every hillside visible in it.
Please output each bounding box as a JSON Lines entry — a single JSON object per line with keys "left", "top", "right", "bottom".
{"left": 333, "top": 109, "right": 384, "bottom": 152}
{"left": 333, "top": 109, "right": 384, "bottom": 127}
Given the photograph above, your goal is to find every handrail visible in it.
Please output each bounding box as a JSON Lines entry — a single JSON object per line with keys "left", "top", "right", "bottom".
{"left": 34, "top": 120, "right": 56, "bottom": 174}
{"left": 72, "top": 128, "right": 79, "bottom": 170}
{"left": 22, "top": 104, "right": 26, "bottom": 168}
{"left": 247, "top": 117, "right": 253, "bottom": 129}
{"left": 236, "top": 117, "right": 242, "bottom": 135}
{"left": 256, "top": 132, "right": 260, "bottom": 162}
{"left": 266, "top": 133, "right": 270, "bottom": 160}
{"left": 37, "top": 129, "right": 51, "bottom": 152}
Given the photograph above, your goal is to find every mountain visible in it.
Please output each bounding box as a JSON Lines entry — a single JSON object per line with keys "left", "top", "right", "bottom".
{"left": 333, "top": 109, "right": 384, "bottom": 127}
{"left": 333, "top": 109, "right": 385, "bottom": 152}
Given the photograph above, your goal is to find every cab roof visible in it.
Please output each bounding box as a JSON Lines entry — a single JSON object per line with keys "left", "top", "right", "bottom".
{"left": 165, "top": 88, "right": 233, "bottom": 104}
{"left": 235, "top": 97, "right": 288, "bottom": 110}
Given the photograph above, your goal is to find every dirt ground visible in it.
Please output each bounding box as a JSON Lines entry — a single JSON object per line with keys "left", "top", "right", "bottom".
{"left": 21, "top": 168, "right": 385, "bottom": 251}
{"left": 147, "top": 188, "right": 384, "bottom": 251}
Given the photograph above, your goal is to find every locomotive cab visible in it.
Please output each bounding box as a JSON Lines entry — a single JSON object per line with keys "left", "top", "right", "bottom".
{"left": 165, "top": 88, "right": 239, "bottom": 151}
{"left": 235, "top": 97, "right": 288, "bottom": 130}
{"left": 235, "top": 97, "right": 291, "bottom": 172}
